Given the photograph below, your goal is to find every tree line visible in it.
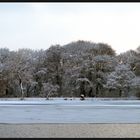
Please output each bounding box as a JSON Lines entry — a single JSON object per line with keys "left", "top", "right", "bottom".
{"left": 0, "top": 40, "right": 140, "bottom": 99}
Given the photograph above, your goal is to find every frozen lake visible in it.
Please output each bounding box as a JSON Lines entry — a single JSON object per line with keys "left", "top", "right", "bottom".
{"left": 0, "top": 98, "right": 140, "bottom": 123}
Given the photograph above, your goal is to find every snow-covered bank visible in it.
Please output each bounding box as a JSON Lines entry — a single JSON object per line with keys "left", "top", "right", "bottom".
{"left": 0, "top": 97, "right": 140, "bottom": 106}
{"left": 0, "top": 97, "right": 140, "bottom": 105}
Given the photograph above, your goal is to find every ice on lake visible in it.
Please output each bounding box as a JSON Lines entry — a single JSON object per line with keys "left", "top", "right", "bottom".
{"left": 0, "top": 97, "right": 140, "bottom": 123}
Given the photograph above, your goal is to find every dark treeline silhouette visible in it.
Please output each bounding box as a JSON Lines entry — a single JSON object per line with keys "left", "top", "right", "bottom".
{"left": 0, "top": 40, "right": 140, "bottom": 99}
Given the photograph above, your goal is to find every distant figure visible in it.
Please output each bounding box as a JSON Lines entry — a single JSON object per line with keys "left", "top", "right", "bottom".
{"left": 80, "top": 94, "right": 85, "bottom": 100}
{"left": 64, "top": 98, "right": 67, "bottom": 100}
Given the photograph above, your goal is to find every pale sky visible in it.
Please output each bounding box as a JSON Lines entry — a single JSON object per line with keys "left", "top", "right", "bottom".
{"left": 0, "top": 3, "right": 140, "bottom": 54}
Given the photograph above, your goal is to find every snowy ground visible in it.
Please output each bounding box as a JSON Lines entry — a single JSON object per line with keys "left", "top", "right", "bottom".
{"left": 0, "top": 97, "right": 140, "bottom": 123}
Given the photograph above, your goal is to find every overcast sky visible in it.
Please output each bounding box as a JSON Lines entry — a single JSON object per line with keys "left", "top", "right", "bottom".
{"left": 0, "top": 3, "right": 140, "bottom": 54}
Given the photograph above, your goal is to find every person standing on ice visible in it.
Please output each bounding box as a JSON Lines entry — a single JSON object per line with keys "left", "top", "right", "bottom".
{"left": 80, "top": 94, "right": 85, "bottom": 100}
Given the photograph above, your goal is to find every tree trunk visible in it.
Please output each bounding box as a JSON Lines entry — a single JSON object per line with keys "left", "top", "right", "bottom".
{"left": 91, "top": 84, "right": 96, "bottom": 97}
{"left": 119, "top": 89, "right": 122, "bottom": 97}
{"left": 127, "top": 86, "right": 130, "bottom": 97}
{"left": 95, "top": 84, "right": 99, "bottom": 97}
{"left": 56, "top": 74, "right": 63, "bottom": 97}
{"left": 80, "top": 82, "right": 86, "bottom": 97}
{"left": 46, "top": 89, "right": 53, "bottom": 100}
{"left": 18, "top": 73, "right": 24, "bottom": 100}
{"left": 20, "top": 82, "right": 24, "bottom": 100}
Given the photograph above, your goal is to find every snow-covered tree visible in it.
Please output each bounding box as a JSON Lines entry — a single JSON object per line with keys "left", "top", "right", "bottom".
{"left": 6, "top": 49, "right": 35, "bottom": 99}
{"left": 42, "top": 82, "right": 59, "bottom": 100}
{"left": 94, "top": 43, "right": 116, "bottom": 56}
{"left": 94, "top": 55, "right": 118, "bottom": 72}
{"left": 117, "top": 50, "right": 140, "bottom": 75}
{"left": 136, "top": 46, "right": 140, "bottom": 53}
{"left": 0, "top": 40, "right": 139, "bottom": 98}
{"left": 76, "top": 77, "right": 92, "bottom": 97}
{"left": 105, "top": 64, "right": 136, "bottom": 97}
{"left": 44, "top": 45, "right": 64, "bottom": 96}
{"left": 131, "top": 77, "right": 140, "bottom": 89}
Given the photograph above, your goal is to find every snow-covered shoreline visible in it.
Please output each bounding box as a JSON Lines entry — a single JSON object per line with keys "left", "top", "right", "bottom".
{"left": 0, "top": 97, "right": 140, "bottom": 106}
{"left": 0, "top": 97, "right": 139, "bottom": 100}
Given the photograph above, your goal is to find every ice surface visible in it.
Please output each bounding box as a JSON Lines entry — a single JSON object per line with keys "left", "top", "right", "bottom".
{"left": 0, "top": 98, "right": 140, "bottom": 123}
